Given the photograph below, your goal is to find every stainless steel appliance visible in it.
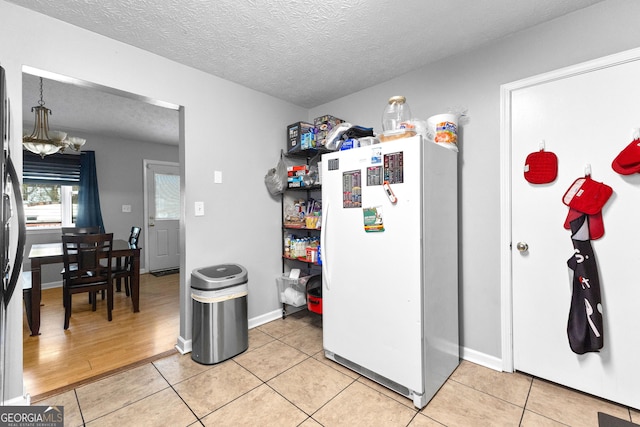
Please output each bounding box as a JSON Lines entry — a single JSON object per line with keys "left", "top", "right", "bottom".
{"left": 0, "top": 65, "right": 27, "bottom": 403}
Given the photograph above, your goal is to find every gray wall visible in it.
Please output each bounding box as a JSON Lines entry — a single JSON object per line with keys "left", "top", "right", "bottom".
{"left": 309, "top": 0, "right": 640, "bottom": 365}
{"left": 1, "top": 0, "right": 305, "bottom": 402}
{"left": 23, "top": 131, "right": 179, "bottom": 285}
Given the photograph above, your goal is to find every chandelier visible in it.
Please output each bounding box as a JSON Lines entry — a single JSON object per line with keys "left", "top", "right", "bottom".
{"left": 23, "top": 77, "right": 86, "bottom": 158}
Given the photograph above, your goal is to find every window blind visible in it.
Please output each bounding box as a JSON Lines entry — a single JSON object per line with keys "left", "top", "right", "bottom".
{"left": 23, "top": 151, "right": 81, "bottom": 185}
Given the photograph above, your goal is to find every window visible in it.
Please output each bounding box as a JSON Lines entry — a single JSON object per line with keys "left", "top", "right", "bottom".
{"left": 22, "top": 152, "right": 81, "bottom": 229}
{"left": 22, "top": 183, "right": 78, "bottom": 228}
{"left": 154, "top": 173, "right": 180, "bottom": 220}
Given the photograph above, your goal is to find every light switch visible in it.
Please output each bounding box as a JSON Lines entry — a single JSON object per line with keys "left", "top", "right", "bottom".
{"left": 195, "top": 201, "right": 205, "bottom": 216}
{"left": 122, "top": 204, "right": 132, "bottom": 213}
{"left": 214, "top": 170, "right": 222, "bottom": 184}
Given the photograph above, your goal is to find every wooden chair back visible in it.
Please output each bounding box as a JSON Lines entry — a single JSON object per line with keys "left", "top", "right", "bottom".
{"left": 128, "top": 226, "right": 141, "bottom": 247}
{"left": 113, "top": 227, "right": 141, "bottom": 297}
{"left": 62, "top": 233, "right": 113, "bottom": 287}
{"left": 61, "top": 226, "right": 101, "bottom": 235}
{"left": 61, "top": 233, "right": 114, "bottom": 329}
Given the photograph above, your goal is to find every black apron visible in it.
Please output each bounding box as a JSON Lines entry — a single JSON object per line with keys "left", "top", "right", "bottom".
{"left": 566, "top": 213, "right": 603, "bottom": 354}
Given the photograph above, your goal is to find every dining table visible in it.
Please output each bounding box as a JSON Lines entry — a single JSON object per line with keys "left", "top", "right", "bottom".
{"left": 26, "top": 239, "right": 141, "bottom": 336}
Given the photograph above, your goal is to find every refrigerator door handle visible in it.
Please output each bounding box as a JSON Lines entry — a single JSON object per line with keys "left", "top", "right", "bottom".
{"left": 3, "top": 155, "right": 25, "bottom": 308}
{"left": 321, "top": 201, "right": 329, "bottom": 290}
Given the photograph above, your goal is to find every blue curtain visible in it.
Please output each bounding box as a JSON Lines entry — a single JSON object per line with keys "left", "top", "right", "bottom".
{"left": 76, "top": 151, "right": 105, "bottom": 232}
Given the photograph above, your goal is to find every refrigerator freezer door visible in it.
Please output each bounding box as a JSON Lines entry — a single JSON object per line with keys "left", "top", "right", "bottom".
{"left": 321, "top": 136, "right": 424, "bottom": 394}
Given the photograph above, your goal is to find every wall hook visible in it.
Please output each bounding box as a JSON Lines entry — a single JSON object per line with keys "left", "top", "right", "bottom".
{"left": 584, "top": 163, "right": 592, "bottom": 177}
{"left": 539, "top": 139, "right": 546, "bottom": 151}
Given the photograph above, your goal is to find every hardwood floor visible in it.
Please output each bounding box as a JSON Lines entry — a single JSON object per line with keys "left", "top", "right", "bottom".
{"left": 22, "top": 272, "right": 180, "bottom": 400}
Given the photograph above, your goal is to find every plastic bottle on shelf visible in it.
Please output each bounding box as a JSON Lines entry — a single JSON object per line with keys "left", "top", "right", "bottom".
{"left": 382, "top": 96, "right": 412, "bottom": 132}
{"left": 296, "top": 238, "right": 304, "bottom": 258}
{"left": 284, "top": 233, "right": 291, "bottom": 258}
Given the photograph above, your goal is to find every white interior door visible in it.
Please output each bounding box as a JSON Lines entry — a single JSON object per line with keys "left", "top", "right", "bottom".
{"left": 146, "top": 161, "right": 180, "bottom": 273}
{"left": 508, "top": 51, "right": 640, "bottom": 408}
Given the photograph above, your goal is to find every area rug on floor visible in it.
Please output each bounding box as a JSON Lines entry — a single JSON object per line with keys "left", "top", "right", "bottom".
{"left": 598, "top": 413, "right": 640, "bottom": 427}
{"left": 150, "top": 268, "right": 179, "bottom": 277}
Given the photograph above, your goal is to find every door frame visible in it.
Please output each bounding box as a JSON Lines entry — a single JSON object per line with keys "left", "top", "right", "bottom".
{"left": 142, "top": 159, "right": 180, "bottom": 273}
{"left": 499, "top": 46, "right": 640, "bottom": 373}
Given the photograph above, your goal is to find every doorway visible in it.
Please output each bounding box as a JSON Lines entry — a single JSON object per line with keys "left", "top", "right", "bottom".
{"left": 21, "top": 67, "right": 183, "bottom": 397}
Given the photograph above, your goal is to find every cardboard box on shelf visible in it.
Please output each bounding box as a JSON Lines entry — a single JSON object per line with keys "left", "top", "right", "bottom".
{"left": 287, "top": 175, "right": 305, "bottom": 188}
{"left": 314, "top": 115, "right": 345, "bottom": 147}
{"left": 287, "top": 121, "right": 316, "bottom": 152}
{"left": 287, "top": 165, "right": 309, "bottom": 177}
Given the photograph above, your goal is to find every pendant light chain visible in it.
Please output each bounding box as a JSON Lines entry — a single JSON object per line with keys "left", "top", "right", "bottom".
{"left": 38, "top": 77, "right": 45, "bottom": 107}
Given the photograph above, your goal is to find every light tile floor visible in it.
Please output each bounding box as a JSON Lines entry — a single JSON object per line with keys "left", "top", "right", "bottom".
{"left": 34, "top": 311, "right": 640, "bottom": 426}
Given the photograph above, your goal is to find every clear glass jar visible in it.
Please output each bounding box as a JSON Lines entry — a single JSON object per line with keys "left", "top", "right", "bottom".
{"left": 382, "top": 96, "right": 412, "bottom": 132}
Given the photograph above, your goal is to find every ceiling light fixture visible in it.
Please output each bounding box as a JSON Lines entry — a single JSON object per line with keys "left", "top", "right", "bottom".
{"left": 23, "top": 77, "right": 86, "bottom": 158}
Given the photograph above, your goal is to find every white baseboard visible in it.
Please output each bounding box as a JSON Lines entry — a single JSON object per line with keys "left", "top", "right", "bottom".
{"left": 175, "top": 336, "right": 191, "bottom": 355}
{"left": 460, "top": 345, "right": 504, "bottom": 372}
{"left": 4, "top": 393, "right": 30, "bottom": 406}
{"left": 42, "top": 280, "right": 62, "bottom": 290}
{"left": 248, "top": 309, "right": 282, "bottom": 329}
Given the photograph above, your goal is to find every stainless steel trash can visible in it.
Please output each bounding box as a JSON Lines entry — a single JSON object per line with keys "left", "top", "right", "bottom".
{"left": 191, "top": 263, "right": 248, "bottom": 365}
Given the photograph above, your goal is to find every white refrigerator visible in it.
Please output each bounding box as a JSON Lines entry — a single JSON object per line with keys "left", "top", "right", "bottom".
{"left": 320, "top": 135, "right": 459, "bottom": 409}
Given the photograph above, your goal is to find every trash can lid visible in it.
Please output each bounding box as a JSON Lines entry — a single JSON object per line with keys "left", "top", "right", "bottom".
{"left": 191, "top": 263, "right": 248, "bottom": 290}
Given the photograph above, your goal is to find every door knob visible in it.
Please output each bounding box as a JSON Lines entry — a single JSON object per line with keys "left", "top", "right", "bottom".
{"left": 516, "top": 242, "right": 528, "bottom": 252}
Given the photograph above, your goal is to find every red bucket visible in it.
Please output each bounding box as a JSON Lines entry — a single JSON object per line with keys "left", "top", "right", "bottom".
{"left": 307, "top": 287, "right": 322, "bottom": 314}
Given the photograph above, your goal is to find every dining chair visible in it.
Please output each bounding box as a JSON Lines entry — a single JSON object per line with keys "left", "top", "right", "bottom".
{"left": 113, "top": 226, "right": 141, "bottom": 296}
{"left": 61, "top": 225, "right": 104, "bottom": 302}
{"left": 61, "top": 233, "right": 114, "bottom": 329}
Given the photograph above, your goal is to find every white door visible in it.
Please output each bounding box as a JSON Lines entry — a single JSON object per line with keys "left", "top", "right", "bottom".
{"left": 508, "top": 51, "right": 640, "bottom": 408}
{"left": 145, "top": 161, "right": 180, "bottom": 273}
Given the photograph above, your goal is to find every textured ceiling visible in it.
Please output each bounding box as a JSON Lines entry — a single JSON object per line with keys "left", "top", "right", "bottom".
{"left": 22, "top": 72, "right": 180, "bottom": 146}
{"left": 13, "top": 0, "right": 603, "bottom": 145}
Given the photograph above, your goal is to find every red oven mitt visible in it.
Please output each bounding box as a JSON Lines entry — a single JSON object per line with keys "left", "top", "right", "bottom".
{"left": 564, "top": 208, "right": 604, "bottom": 240}
{"left": 562, "top": 176, "right": 613, "bottom": 215}
{"left": 612, "top": 138, "right": 640, "bottom": 175}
